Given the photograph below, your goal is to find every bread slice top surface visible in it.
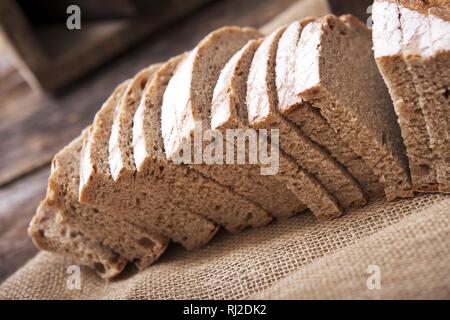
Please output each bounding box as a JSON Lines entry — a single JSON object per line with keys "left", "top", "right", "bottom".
{"left": 373, "top": 1, "right": 450, "bottom": 59}
{"left": 275, "top": 18, "right": 316, "bottom": 114}
{"left": 79, "top": 81, "right": 129, "bottom": 198}
{"left": 395, "top": 0, "right": 450, "bottom": 43}
{"left": 133, "top": 54, "right": 187, "bottom": 172}
{"left": 211, "top": 39, "right": 262, "bottom": 131}
{"left": 246, "top": 27, "right": 286, "bottom": 126}
{"left": 372, "top": 1, "right": 404, "bottom": 58}
{"left": 296, "top": 14, "right": 412, "bottom": 200}
{"left": 109, "top": 64, "right": 161, "bottom": 181}
{"left": 161, "top": 26, "right": 261, "bottom": 159}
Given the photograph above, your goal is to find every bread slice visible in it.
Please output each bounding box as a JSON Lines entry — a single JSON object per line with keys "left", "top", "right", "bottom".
{"left": 79, "top": 71, "right": 218, "bottom": 250}
{"left": 211, "top": 39, "right": 342, "bottom": 219}
{"left": 276, "top": 19, "right": 384, "bottom": 199}
{"left": 419, "top": 7, "right": 450, "bottom": 193}
{"left": 29, "top": 133, "right": 169, "bottom": 279}
{"left": 373, "top": 0, "right": 449, "bottom": 193}
{"left": 29, "top": 201, "right": 127, "bottom": 279}
{"left": 109, "top": 66, "right": 161, "bottom": 181}
{"left": 296, "top": 15, "right": 413, "bottom": 201}
{"left": 132, "top": 55, "right": 274, "bottom": 229}
{"left": 247, "top": 26, "right": 367, "bottom": 210}
{"left": 162, "top": 26, "right": 298, "bottom": 221}
{"left": 372, "top": 0, "right": 437, "bottom": 192}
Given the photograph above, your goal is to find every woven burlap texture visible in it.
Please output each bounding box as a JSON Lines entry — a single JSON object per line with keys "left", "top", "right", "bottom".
{"left": 1, "top": 193, "right": 449, "bottom": 299}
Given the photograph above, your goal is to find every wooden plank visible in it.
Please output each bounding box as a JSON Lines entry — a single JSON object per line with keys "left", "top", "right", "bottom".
{"left": 35, "top": 0, "right": 219, "bottom": 90}
{"left": 1, "top": 0, "right": 219, "bottom": 91}
{"left": 260, "top": 0, "right": 330, "bottom": 34}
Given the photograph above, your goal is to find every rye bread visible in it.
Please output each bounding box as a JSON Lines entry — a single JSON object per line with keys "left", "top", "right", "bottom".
{"left": 418, "top": 7, "right": 450, "bottom": 193}
{"left": 79, "top": 72, "right": 218, "bottom": 250}
{"left": 109, "top": 66, "right": 161, "bottom": 181}
{"left": 247, "top": 26, "right": 367, "bottom": 210}
{"left": 296, "top": 15, "right": 413, "bottom": 201}
{"left": 132, "top": 55, "right": 273, "bottom": 229}
{"left": 161, "top": 26, "right": 295, "bottom": 222}
{"left": 29, "top": 133, "right": 169, "bottom": 278}
{"left": 207, "top": 39, "right": 307, "bottom": 220}
{"left": 29, "top": 201, "right": 127, "bottom": 279}
{"left": 276, "top": 19, "right": 384, "bottom": 199}
{"left": 211, "top": 39, "right": 342, "bottom": 219}
{"left": 373, "top": 0, "right": 449, "bottom": 193}
{"left": 372, "top": 0, "right": 438, "bottom": 192}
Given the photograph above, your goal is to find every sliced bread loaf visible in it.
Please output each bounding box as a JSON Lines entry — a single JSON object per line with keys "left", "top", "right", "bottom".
{"left": 372, "top": 0, "right": 438, "bottom": 192}
{"left": 296, "top": 15, "right": 413, "bottom": 201}
{"left": 247, "top": 26, "right": 367, "bottom": 210}
{"left": 276, "top": 19, "right": 384, "bottom": 199}
{"left": 417, "top": 6, "right": 450, "bottom": 193}
{"left": 161, "top": 26, "right": 298, "bottom": 221}
{"left": 109, "top": 66, "right": 161, "bottom": 181}
{"left": 29, "top": 201, "right": 127, "bottom": 279}
{"left": 79, "top": 70, "right": 218, "bottom": 250}
{"left": 29, "top": 133, "right": 169, "bottom": 278}
{"left": 373, "top": 0, "right": 449, "bottom": 193}
{"left": 132, "top": 55, "right": 273, "bottom": 229}
{"left": 211, "top": 39, "right": 342, "bottom": 219}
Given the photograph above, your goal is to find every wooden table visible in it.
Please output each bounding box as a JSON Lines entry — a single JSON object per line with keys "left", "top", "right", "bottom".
{"left": 0, "top": 0, "right": 372, "bottom": 284}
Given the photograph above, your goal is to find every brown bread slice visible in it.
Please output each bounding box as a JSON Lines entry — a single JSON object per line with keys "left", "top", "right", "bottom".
{"left": 296, "top": 15, "right": 413, "bottom": 201}
{"left": 79, "top": 71, "right": 218, "bottom": 250}
{"left": 276, "top": 19, "right": 384, "bottom": 199}
{"left": 375, "top": 0, "right": 449, "bottom": 193}
{"left": 211, "top": 39, "right": 342, "bottom": 219}
{"left": 132, "top": 55, "right": 274, "bottom": 229}
{"left": 109, "top": 66, "right": 161, "bottom": 181}
{"left": 372, "top": 0, "right": 439, "bottom": 192}
{"left": 417, "top": 7, "right": 450, "bottom": 193}
{"left": 29, "top": 133, "right": 169, "bottom": 279}
{"left": 29, "top": 201, "right": 127, "bottom": 279}
{"left": 247, "top": 26, "right": 367, "bottom": 210}
{"left": 162, "top": 26, "right": 292, "bottom": 222}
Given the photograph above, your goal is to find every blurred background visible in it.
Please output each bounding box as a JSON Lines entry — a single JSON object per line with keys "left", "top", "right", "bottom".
{"left": 0, "top": 0, "right": 372, "bottom": 283}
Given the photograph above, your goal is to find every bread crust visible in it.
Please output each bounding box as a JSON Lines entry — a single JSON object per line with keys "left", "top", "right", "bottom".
{"left": 162, "top": 26, "right": 299, "bottom": 222}
{"left": 297, "top": 15, "right": 413, "bottom": 201}
{"left": 277, "top": 18, "right": 384, "bottom": 199}
{"left": 211, "top": 38, "right": 342, "bottom": 219}
{"left": 247, "top": 25, "right": 367, "bottom": 210}
{"left": 79, "top": 67, "right": 218, "bottom": 250}
{"left": 373, "top": 0, "right": 450, "bottom": 192}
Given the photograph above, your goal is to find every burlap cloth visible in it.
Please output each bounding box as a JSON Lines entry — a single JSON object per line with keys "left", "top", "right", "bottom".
{"left": 1, "top": 193, "right": 449, "bottom": 299}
